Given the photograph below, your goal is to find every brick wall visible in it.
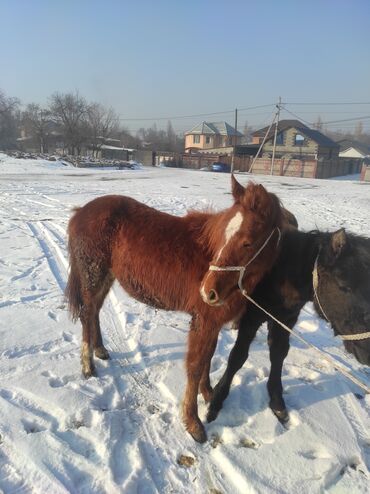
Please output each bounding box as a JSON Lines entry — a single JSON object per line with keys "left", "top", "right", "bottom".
{"left": 361, "top": 164, "right": 370, "bottom": 182}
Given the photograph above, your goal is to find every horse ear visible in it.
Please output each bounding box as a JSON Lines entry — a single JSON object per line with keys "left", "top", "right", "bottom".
{"left": 244, "top": 183, "right": 269, "bottom": 211}
{"left": 231, "top": 174, "right": 245, "bottom": 203}
{"left": 330, "top": 228, "right": 347, "bottom": 259}
{"left": 282, "top": 207, "right": 298, "bottom": 230}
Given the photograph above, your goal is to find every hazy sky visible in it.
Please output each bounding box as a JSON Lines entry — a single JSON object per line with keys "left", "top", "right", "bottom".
{"left": 1, "top": 0, "right": 369, "bottom": 134}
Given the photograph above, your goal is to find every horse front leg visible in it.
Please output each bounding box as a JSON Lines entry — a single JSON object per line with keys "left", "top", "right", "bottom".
{"left": 199, "top": 337, "right": 218, "bottom": 403}
{"left": 267, "top": 316, "right": 296, "bottom": 423}
{"left": 183, "top": 316, "right": 220, "bottom": 443}
{"left": 207, "top": 310, "right": 262, "bottom": 423}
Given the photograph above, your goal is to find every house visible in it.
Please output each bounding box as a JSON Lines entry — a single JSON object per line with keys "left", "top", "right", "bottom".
{"left": 230, "top": 119, "right": 361, "bottom": 178}
{"left": 338, "top": 139, "right": 370, "bottom": 159}
{"left": 250, "top": 119, "right": 339, "bottom": 160}
{"left": 184, "top": 121, "right": 243, "bottom": 152}
{"left": 360, "top": 158, "right": 370, "bottom": 182}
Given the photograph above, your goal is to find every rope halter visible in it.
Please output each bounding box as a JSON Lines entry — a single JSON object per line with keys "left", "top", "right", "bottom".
{"left": 313, "top": 255, "right": 370, "bottom": 341}
{"left": 209, "top": 227, "right": 281, "bottom": 292}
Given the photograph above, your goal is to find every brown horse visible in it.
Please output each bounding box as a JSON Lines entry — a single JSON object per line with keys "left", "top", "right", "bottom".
{"left": 65, "top": 176, "right": 283, "bottom": 442}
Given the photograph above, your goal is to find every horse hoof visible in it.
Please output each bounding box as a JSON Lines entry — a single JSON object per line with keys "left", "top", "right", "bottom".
{"left": 206, "top": 408, "right": 219, "bottom": 423}
{"left": 82, "top": 367, "right": 96, "bottom": 379}
{"left": 95, "top": 346, "right": 110, "bottom": 360}
{"left": 272, "top": 408, "right": 289, "bottom": 424}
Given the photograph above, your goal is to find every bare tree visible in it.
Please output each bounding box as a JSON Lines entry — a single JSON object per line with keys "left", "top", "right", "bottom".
{"left": 22, "top": 104, "right": 52, "bottom": 153}
{"left": 166, "top": 120, "right": 176, "bottom": 151}
{"left": 136, "top": 122, "right": 184, "bottom": 152}
{"left": 313, "top": 116, "right": 323, "bottom": 131}
{"left": 118, "top": 126, "right": 141, "bottom": 148}
{"left": 49, "top": 91, "right": 88, "bottom": 155}
{"left": 0, "top": 90, "right": 19, "bottom": 150}
{"left": 355, "top": 121, "right": 363, "bottom": 140}
{"left": 242, "top": 121, "right": 253, "bottom": 143}
{"left": 86, "top": 103, "right": 120, "bottom": 156}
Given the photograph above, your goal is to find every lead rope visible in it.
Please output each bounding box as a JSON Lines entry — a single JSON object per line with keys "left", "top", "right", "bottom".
{"left": 240, "top": 286, "right": 370, "bottom": 395}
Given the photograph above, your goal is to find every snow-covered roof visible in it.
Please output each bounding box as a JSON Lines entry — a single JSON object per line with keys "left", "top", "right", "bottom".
{"left": 101, "top": 145, "right": 123, "bottom": 150}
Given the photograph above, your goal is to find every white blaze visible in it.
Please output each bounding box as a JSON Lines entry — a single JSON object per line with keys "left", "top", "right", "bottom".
{"left": 216, "top": 211, "right": 243, "bottom": 261}
{"left": 225, "top": 211, "right": 243, "bottom": 243}
{"left": 200, "top": 211, "right": 244, "bottom": 301}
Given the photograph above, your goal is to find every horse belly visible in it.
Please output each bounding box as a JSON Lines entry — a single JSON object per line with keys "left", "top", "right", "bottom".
{"left": 110, "top": 220, "right": 199, "bottom": 313}
{"left": 113, "top": 269, "right": 176, "bottom": 311}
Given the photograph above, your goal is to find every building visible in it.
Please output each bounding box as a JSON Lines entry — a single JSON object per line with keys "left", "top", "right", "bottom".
{"left": 184, "top": 121, "right": 243, "bottom": 152}
{"left": 227, "top": 119, "right": 361, "bottom": 178}
{"left": 250, "top": 119, "right": 339, "bottom": 160}
{"left": 360, "top": 158, "right": 370, "bottom": 182}
{"left": 338, "top": 139, "right": 370, "bottom": 159}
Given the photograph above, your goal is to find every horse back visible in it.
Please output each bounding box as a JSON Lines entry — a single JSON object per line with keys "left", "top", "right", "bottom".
{"left": 67, "top": 195, "right": 209, "bottom": 312}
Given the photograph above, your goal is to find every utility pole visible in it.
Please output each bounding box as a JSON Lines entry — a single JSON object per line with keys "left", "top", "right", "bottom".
{"left": 231, "top": 107, "right": 238, "bottom": 174}
{"left": 249, "top": 112, "right": 277, "bottom": 174}
{"left": 270, "top": 96, "right": 281, "bottom": 175}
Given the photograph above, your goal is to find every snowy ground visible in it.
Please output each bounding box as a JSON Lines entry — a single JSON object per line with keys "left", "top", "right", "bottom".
{"left": 0, "top": 154, "right": 369, "bottom": 494}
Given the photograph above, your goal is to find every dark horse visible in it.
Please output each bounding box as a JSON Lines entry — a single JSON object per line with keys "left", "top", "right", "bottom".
{"left": 207, "top": 227, "right": 370, "bottom": 424}
{"left": 65, "top": 176, "right": 283, "bottom": 442}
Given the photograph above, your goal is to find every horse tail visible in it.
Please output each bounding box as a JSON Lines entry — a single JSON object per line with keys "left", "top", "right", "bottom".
{"left": 65, "top": 211, "right": 83, "bottom": 322}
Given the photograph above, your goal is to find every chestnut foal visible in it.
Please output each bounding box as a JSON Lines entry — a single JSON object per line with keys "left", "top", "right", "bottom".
{"left": 65, "top": 176, "right": 282, "bottom": 442}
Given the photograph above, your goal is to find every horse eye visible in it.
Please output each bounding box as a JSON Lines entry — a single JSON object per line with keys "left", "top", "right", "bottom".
{"left": 339, "top": 285, "right": 351, "bottom": 293}
{"left": 243, "top": 241, "right": 251, "bottom": 248}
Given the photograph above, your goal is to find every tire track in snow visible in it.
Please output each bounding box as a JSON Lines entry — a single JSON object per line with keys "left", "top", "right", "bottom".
{"left": 5, "top": 192, "right": 370, "bottom": 493}
{"left": 0, "top": 217, "right": 117, "bottom": 492}
{"left": 14, "top": 213, "right": 184, "bottom": 492}
{"left": 104, "top": 288, "right": 248, "bottom": 493}
{"left": 102, "top": 291, "right": 191, "bottom": 493}
{"left": 26, "top": 221, "right": 68, "bottom": 291}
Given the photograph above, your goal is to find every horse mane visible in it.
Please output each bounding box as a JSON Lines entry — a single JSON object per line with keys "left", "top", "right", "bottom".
{"left": 346, "top": 232, "right": 370, "bottom": 270}
{"left": 184, "top": 209, "right": 225, "bottom": 258}
{"left": 284, "top": 229, "right": 370, "bottom": 273}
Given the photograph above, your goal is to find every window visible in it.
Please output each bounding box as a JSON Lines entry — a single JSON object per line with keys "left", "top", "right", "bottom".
{"left": 294, "top": 133, "right": 305, "bottom": 146}
{"left": 228, "top": 137, "right": 233, "bottom": 146}
{"left": 276, "top": 132, "right": 284, "bottom": 145}
{"left": 193, "top": 135, "right": 200, "bottom": 144}
{"left": 206, "top": 136, "right": 211, "bottom": 144}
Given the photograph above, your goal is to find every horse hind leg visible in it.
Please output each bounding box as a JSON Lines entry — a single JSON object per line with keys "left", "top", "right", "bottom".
{"left": 92, "top": 272, "right": 114, "bottom": 360}
{"left": 80, "top": 296, "right": 97, "bottom": 378}
{"left": 78, "top": 265, "right": 113, "bottom": 378}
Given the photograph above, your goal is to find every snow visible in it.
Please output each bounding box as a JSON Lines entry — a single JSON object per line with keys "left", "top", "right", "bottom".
{"left": 0, "top": 155, "right": 369, "bottom": 494}
{"left": 100, "top": 145, "right": 123, "bottom": 150}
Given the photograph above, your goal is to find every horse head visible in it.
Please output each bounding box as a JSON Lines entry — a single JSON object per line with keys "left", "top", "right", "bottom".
{"left": 200, "top": 176, "right": 282, "bottom": 306}
{"left": 314, "top": 229, "right": 370, "bottom": 366}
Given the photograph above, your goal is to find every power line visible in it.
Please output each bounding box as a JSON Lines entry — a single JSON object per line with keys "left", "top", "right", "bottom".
{"left": 318, "top": 115, "right": 370, "bottom": 125}
{"left": 117, "top": 104, "right": 274, "bottom": 121}
{"left": 281, "top": 107, "right": 313, "bottom": 126}
{"left": 282, "top": 101, "right": 370, "bottom": 106}
{"left": 281, "top": 107, "right": 370, "bottom": 127}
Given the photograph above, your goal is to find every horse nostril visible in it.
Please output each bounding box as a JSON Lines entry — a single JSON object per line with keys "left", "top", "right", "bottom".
{"left": 208, "top": 289, "right": 219, "bottom": 304}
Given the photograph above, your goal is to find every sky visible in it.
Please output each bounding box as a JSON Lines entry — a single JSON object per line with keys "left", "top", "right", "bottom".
{"left": 1, "top": 0, "right": 370, "bottom": 135}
